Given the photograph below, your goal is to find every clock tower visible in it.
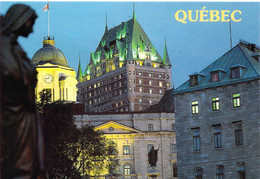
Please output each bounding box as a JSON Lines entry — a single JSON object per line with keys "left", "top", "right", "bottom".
{"left": 32, "top": 36, "right": 77, "bottom": 102}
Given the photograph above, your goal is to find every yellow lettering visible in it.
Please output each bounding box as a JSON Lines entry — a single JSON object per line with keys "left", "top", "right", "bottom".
{"left": 175, "top": 10, "right": 187, "bottom": 24}
{"left": 221, "top": 10, "right": 230, "bottom": 22}
{"left": 210, "top": 10, "right": 220, "bottom": 22}
{"left": 188, "top": 10, "right": 199, "bottom": 22}
{"left": 231, "top": 10, "right": 242, "bottom": 22}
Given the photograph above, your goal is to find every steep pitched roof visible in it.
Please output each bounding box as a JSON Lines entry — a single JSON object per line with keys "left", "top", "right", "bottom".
{"left": 84, "top": 16, "right": 163, "bottom": 74}
{"left": 173, "top": 41, "right": 260, "bottom": 94}
{"left": 163, "top": 38, "right": 171, "bottom": 66}
{"left": 76, "top": 58, "right": 83, "bottom": 81}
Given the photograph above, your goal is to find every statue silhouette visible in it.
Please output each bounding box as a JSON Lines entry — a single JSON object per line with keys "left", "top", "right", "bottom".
{"left": 148, "top": 146, "right": 159, "bottom": 167}
{"left": 0, "top": 4, "right": 44, "bottom": 178}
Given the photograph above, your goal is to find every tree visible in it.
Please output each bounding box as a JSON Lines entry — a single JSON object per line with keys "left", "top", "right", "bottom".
{"left": 38, "top": 90, "right": 119, "bottom": 178}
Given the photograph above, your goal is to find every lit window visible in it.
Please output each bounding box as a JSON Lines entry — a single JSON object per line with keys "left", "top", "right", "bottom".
{"left": 194, "top": 167, "right": 203, "bottom": 179}
{"left": 233, "top": 93, "right": 241, "bottom": 107}
{"left": 149, "top": 100, "right": 152, "bottom": 105}
{"left": 139, "top": 87, "right": 143, "bottom": 93}
{"left": 123, "top": 145, "right": 130, "bottom": 155}
{"left": 237, "top": 162, "right": 245, "bottom": 179}
{"left": 231, "top": 67, "right": 240, "bottom": 78}
{"left": 149, "top": 80, "right": 152, "bottom": 85}
{"left": 216, "top": 165, "right": 224, "bottom": 179}
{"left": 123, "top": 164, "right": 131, "bottom": 175}
{"left": 159, "top": 81, "right": 163, "bottom": 87}
{"left": 191, "top": 101, "right": 199, "bottom": 114}
{"left": 159, "top": 74, "right": 162, "bottom": 78}
{"left": 233, "top": 122, "right": 243, "bottom": 146}
{"left": 213, "top": 125, "right": 222, "bottom": 148}
{"left": 190, "top": 75, "right": 198, "bottom": 86}
{"left": 89, "top": 92, "right": 92, "bottom": 97}
{"left": 149, "top": 88, "right": 153, "bottom": 94}
{"left": 159, "top": 89, "right": 163, "bottom": 95}
{"left": 94, "top": 84, "right": 96, "bottom": 88}
{"left": 212, "top": 97, "right": 220, "bottom": 111}
{"left": 148, "top": 124, "right": 153, "bottom": 131}
{"left": 139, "top": 79, "right": 143, "bottom": 84}
{"left": 211, "top": 72, "right": 219, "bottom": 82}
{"left": 129, "top": 87, "right": 132, "bottom": 91}
{"left": 147, "top": 144, "right": 154, "bottom": 152}
{"left": 167, "top": 83, "right": 170, "bottom": 88}
{"left": 193, "top": 129, "right": 200, "bottom": 151}
{"left": 129, "top": 79, "right": 132, "bottom": 83}
{"left": 139, "top": 72, "right": 142, "bottom": 76}
{"left": 172, "top": 143, "right": 177, "bottom": 153}
{"left": 149, "top": 73, "right": 152, "bottom": 77}
{"left": 139, "top": 99, "right": 142, "bottom": 103}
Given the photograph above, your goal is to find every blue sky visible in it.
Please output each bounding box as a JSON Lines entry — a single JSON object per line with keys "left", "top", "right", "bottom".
{"left": 0, "top": 2, "right": 259, "bottom": 87}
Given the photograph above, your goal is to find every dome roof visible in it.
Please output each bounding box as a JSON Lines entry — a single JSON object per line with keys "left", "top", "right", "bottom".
{"left": 32, "top": 37, "right": 68, "bottom": 66}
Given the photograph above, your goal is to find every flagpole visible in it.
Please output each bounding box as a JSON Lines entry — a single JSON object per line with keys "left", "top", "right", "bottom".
{"left": 48, "top": 1, "right": 50, "bottom": 38}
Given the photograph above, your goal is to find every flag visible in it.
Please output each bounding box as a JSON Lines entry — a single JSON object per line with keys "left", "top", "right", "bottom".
{"left": 43, "top": 3, "right": 49, "bottom": 12}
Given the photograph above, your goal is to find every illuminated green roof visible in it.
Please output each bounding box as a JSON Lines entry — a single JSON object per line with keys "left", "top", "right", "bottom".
{"left": 163, "top": 38, "right": 171, "bottom": 66}
{"left": 77, "top": 58, "right": 83, "bottom": 81}
{"left": 84, "top": 16, "right": 163, "bottom": 70}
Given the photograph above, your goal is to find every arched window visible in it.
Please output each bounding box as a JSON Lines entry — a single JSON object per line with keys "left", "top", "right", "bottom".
{"left": 216, "top": 165, "right": 224, "bottom": 179}
{"left": 194, "top": 167, "right": 203, "bottom": 179}
{"left": 237, "top": 162, "right": 245, "bottom": 179}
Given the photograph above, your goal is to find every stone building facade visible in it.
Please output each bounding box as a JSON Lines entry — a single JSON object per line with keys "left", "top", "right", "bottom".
{"left": 172, "top": 41, "right": 260, "bottom": 178}
{"left": 74, "top": 112, "right": 177, "bottom": 179}
{"left": 76, "top": 13, "right": 172, "bottom": 112}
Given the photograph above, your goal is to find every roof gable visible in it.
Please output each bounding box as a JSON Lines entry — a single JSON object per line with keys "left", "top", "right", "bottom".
{"left": 94, "top": 121, "right": 141, "bottom": 134}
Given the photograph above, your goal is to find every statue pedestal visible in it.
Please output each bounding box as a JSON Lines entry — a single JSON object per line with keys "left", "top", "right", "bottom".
{"left": 147, "top": 166, "right": 160, "bottom": 179}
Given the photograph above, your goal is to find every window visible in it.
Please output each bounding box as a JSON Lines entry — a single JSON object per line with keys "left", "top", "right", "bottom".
{"left": 172, "top": 143, "right": 177, "bottom": 153}
{"left": 139, "top": 79, "right": 143, "bottom": 84}
{"left": 149, "top": 80, "right": 152, "bottom": 85}
{"left": 216, "top": 165, "right": 224, "bottom": 179}
{"left": 173, "top": 163, "right": 178, "bottom": 177}
{"left": 147, "top": 144, "right": 154, "bottom": 152}
{"left": 190, "top": 75, "right": 198, "bottom": 86}
{"left": 194, "top": 167, "right": 203, "bottom": 179}
{"left": 167, "top": 75, "right": 170, "bottom": 79}
{"left": 159, "top": 74, "right": 162, "bottom": 78}
{"left": 123, "top": 145, "right": 130, "bottom": 155}
{"left": 159, "top": 89, "right": 163, "bottom": 95}
{"left": 159, "top": 81, "right": 163, "bottom": 87}
{"left": 233, "top": 93, "right": 241, "bottom": 107}
{"left": 139, "top": 87, "right": 143, "bottom": 93}
{"left": 234, "top": 122, "right": 243, "bottom": 146}
{"left": 211, "top": 72, "right": 220, "bottom": 82}
{"left": 123, "top": 164, "right": 131, "bottom": 175}
{"left": 129, "top": 87, "right": 132, "bottom": 91}
{"left": 149, "top": 88, "right": 153, "bottom": 94}
{"left": 193, "top": 129, "right": 200, "bottom": 151}
{"left": 172, "top": 124, "right": 175, "bottom": 131}
{"left": 231, "top": 67, "right": 240, "bottom": 78}
{"left": 167, "top": 83, "right": 170, "bottom": 88}
{"left": 139, "top": 72, "right": 142, "bottom": 76}
{"left": 192, "top": 101, "right": 199, "bottom": 114}
{"left": 212, "top": 97, "right": 220, "bottom": 111}
{"left": 149, "top": 100, "right": 152, "bottom": 105}
{"left": 149, "top": 73, "right": 152, "bottom": 77}
{"left": 148, "top": 124, "right": 153, "bottom": 131}
{"left": 139, "top": 99, "right": 142, "bottom": 103}
{"left": 213, "top": 125, "right": 222, "bottom": 148}
{"left": 237, "top": 162, "right": 245, "bottom": 179}
{"left": 129, "top": 79, "right": 132, "bottom": 83}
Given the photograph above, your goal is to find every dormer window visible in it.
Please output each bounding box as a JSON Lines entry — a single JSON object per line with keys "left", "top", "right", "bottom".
{"left": 211, "top": 72, "right": 219, "bottom": 82}
{"left": 190, "top": 75, "right": 198, "bottom": 86}
{"left": 231, "top": 67, "right": 240, "bottom": 79}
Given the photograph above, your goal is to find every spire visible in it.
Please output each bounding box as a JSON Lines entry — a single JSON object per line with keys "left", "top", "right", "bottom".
{"left": 163, "top": 37, "right": 171, "bottom": 66}
{"left": 133, "top": 2, "right": 135, "bottom": 19}
{"left": 105, "top": 13, "right": 108, "bottom": 31}
{"left": 77, "top": 53, "right": 83, "bottom": 82}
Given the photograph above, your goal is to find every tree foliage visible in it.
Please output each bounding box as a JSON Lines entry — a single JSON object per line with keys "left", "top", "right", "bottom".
{"left": 38, "top": 90, "right": 119, "bottom": 178}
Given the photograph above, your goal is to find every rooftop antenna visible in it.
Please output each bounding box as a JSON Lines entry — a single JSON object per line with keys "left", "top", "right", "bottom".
{"left": 229, "top": 18, "right": 232, "bottom": 49}
{"left": 105, "top": 13, "right": 108, "bottom": 31}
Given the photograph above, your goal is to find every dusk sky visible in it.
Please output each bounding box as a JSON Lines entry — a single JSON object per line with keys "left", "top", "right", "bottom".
{"left": 0, "top": 1, "right": 259, "bottom": 87}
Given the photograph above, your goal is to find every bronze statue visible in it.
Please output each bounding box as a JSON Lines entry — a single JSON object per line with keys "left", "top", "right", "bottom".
{"left": 148, "top": 146, "right": 159, "bottom": 167}
{"left": 0, "top": 4, "right": 43, "bottom": 178}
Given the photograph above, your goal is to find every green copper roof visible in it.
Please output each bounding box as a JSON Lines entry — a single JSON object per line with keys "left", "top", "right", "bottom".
{"left": 163, "top": 38, "right": 171, "bottom": 66}
{"left": 173, "top": 41, "right": 260, "bottom": 94}
{"left": 83, "top": 16, "right": 163, "bottom": 75}
{"left": 77, "top": 58, "right": 83, "bottom": 81}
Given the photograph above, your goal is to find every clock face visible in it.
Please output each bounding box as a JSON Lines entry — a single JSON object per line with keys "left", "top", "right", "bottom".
{"left": 43, "top": 74, "right": 54, "bottom": 84}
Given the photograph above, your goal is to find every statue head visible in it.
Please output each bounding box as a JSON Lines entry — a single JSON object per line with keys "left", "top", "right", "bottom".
{"left": 1, "top": 4, "right": 37, "bottom": 37}
{"left": 151, "top": 146, "right": 154, "bottom": 150}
